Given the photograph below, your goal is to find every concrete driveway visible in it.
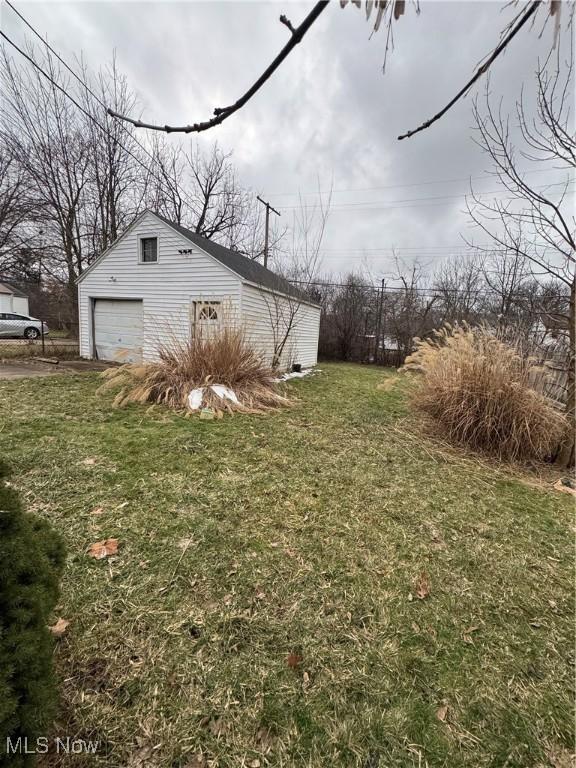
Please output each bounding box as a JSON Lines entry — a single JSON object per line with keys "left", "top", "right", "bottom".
{"left": 0, "top": 362, "right": 66, "bottom": 379}
{"left": 0, "top": 359, "right": 115, "bottom": 379}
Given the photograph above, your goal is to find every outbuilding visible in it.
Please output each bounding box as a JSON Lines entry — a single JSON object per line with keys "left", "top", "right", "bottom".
{"left": 77, "top": 210, "right": 321, "bottom": 369}
{"left": 0, "top": 279, "right": 29, "bottom": 315}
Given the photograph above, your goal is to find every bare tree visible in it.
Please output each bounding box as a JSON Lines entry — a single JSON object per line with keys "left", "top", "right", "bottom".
{"left": 386, "top": 258, "right": 438, "bottom": 358}
{"left": 78, "top": 56, "right": 146, "bottom": 254}
{"left": 0, "top": 44, "right": 152, "bottom": 319}
{"left": 467, "top": 50, "right": 575, "bottom": 466}
{"left": 433, "top": 253, "right": 486, "bottom": 324}
{"left": 145, "top": 138, "right": 188, "bottom": 224}
{"left": 264, "top": 190, "right": 331, "bottom": 367}
{"left": 0, "top": 146, "right": 32, "bottom": 269}
{"left": 144, "top": 139, "right": 266, "bottom": 252}
{"left": 0, "top": 45, "right": 94, "bottom": 311}
{"left": 329, "top": 273, "right": 374, "bottom": 361}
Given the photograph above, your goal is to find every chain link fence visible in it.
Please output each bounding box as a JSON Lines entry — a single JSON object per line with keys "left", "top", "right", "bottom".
{"left": 0, "top": 311, "right": 79, "bottom": 361}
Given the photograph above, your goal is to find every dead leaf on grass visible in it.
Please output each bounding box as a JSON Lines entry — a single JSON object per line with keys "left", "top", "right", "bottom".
{"left": 87, "top": 538, "right": 119, "bottom": 559}
{"left": 436, "top": 702, "right": 449, "bottom": 722}
{"left": 414, "top": 571, "right": 431, "bottom": 600}
{"left": 286, "top": 652, "right": 303, "bottom": 669}
{"left": 48, "top": 617, "right": 69, "bottom": 637}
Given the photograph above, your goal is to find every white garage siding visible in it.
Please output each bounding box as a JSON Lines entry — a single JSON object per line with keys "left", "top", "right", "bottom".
{"left": 94, "top": 299, "right": 143, "bottom": 363}
{"left": 0, "top": 294, "right": 29, "bottom": 315}
{"left": 78, "top": 212, "right": 241, "bottom": 360}
{"left": 241, "top": 283, "right": 321, "bottom": 369}
{"left": 13, "top": 297, "right": 29, "bottom": 315}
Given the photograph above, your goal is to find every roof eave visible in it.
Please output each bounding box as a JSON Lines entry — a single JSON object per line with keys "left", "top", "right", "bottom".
{"left": 241, "top": 279, "right": 322, "bottom": 309}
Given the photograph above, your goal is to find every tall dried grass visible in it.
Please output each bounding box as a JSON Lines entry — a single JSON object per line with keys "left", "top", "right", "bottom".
{"left": 98, "top": 325, "right": 292, "bottom": 414}
{"left": 402, "top": 325, "right": 567, "bottom": 463}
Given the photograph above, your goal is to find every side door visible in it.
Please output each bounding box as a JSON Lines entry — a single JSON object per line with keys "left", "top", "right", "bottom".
{"left": 192, "top": 300, "right": 222, "bottom": 337}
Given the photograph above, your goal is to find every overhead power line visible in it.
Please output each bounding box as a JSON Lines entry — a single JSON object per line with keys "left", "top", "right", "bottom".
{"left": 314, "top": 245, "right": 559, "bottom": 253}
{"left": 289, "top": 278, "right": 565, "bottom": 301}
{"left": 276, "top": 182, "right": 574, "bottom": 211}
{"left": 0, "top": 16, "right": 201, "bottom": 220}
{"left": 266, "top": 167, "right": 567, "bottom": 198}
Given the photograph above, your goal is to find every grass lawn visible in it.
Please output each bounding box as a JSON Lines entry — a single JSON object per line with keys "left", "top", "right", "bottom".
{"left": 0, "top": 363, "right": 573, "bottom": 768}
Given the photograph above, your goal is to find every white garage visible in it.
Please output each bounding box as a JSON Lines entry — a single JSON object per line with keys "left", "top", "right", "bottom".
{"left": 0, "top": 280, "right": 29, "bottom": 315}
{"left": 93, "top": 299, "right": 143, "bottom": 363}
{"left": 77, "top": 210, "right": 321, "bottom": 370}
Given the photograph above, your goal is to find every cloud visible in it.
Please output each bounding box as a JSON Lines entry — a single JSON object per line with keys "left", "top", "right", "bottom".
{"left": 3, "top": 0, "right": 571, "bottom": 278}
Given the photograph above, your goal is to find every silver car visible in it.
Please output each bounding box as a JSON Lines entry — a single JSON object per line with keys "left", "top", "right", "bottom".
{"left": 0, "top": 312, "right": 49, "bottom": 339}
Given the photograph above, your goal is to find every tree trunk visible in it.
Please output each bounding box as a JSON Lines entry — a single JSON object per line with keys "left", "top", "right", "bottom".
{"left": 556, "top": 276, "right": 575, "bottom": 469}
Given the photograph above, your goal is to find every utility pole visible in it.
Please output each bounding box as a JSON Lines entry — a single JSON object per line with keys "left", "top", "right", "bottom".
{"left": 256, "top": 195, "right": 281, "bottom": 268}
{"left": 38, "top": 227, "right": 44, "bottom": 285}
{"left": 374, "top": 278, "right": 386, "bottom": 365}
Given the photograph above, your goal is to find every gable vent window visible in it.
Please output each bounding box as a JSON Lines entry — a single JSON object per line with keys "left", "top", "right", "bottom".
{"left": 140, "top": 237, "right": 158, "bottom": 263}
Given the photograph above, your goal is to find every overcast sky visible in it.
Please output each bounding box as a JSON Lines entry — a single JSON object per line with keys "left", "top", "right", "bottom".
{"left": 2, "top": 0, "right": 573, "bottom": 281}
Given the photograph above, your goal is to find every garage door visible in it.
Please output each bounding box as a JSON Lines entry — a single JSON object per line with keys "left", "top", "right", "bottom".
{"left": 94, "top": 299, "right": 143, "bottom": 363}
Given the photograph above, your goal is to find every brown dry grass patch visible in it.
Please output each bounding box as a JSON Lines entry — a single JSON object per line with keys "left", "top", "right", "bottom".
{"left": 98, "top": 325, "right": 292, "bottom": 415}
{"left": 403, "top": 324, "right": 567, "bottom": 463}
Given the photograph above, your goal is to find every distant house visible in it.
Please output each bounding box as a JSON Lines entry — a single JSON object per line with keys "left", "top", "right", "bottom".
{"left": 76, "top": 210, "right": 321, "bottom": 369}
{"left": 0, "top": 280, "right": 29, "bottom": 315}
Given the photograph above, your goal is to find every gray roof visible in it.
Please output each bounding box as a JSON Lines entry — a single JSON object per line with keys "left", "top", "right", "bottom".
{"left": 0, "top": 279, "right": 28, "bottom": 298}
{"left": 153, "top": 212, "right": 318, "bottom": 306}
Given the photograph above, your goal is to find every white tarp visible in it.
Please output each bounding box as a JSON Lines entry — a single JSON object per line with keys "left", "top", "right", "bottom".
{"left": 187, "top": 384, "right": 240, "bottom": 411}
{"left": 275, "top": 368, "right": 319, "bottom": 382}
{"left": 210, "top": 384, "right": 240, "bottom": 404}
{"left": 187, "top": 388, "right": 204, "bottom": 411}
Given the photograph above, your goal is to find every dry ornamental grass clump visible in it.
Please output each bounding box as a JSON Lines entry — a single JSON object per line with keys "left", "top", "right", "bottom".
{"left": 402, "top": 324, "right": 567, "bottom": 463}
{"left": 98, "top": 326, "right": 292, "bottom": 415}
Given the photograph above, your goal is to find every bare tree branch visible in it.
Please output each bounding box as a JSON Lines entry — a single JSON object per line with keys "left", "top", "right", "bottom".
{"left": 107, "top": 2, "right": 330, "bottom": 134}
{"left": 397, "top": 1, "right": 541, "bottom": 141}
